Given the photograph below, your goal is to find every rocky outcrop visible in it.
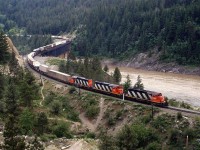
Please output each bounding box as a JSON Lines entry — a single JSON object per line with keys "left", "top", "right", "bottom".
{"left": 102, "top": 51, "right": 200, "bottom": 76}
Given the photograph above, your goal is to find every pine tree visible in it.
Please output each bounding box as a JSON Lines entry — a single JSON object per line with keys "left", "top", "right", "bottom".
{"left": 19, "top": 108, "right": 34, "bottom": 135}
{"left": 8, "top": 51, "right": 19, "bottom": 76}
{"left": 113, "top": 67, "right": 121, "bottom": 84}
{"left": 36, "top": 112, "right": 48, "bottom": 135}
{"left": 0, "top": 31, "right": 10, "bottom": 65}
{"left": 3, "top": 78, "right": 26, "bottom": 150}
{"left": 123, "top": 75, "right": 131, "bottom": 93}
{"left": 134, "top": 75, "right": 144, "bottom": 90}
{"left": 19, "top": 71, "right": 39, "bottom": 107}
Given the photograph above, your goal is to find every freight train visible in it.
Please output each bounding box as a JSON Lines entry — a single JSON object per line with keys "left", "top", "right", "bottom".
{"left": 27, "top": 41, "right": 168, "bottom": 107}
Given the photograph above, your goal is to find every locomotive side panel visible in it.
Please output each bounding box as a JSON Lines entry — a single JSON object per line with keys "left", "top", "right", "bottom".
{"left": 75, "top": 77, "right": 93, "bottom": 87}
{"left": 94, "top": 82, "right": 112, "bottom": 93}
{"left": 127, "top": 89, "right": 151, "bottom": 101}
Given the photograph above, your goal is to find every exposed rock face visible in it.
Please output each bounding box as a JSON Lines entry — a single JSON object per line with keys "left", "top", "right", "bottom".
{"left": 102, "top": 51, "right": 200, "bottom": 76}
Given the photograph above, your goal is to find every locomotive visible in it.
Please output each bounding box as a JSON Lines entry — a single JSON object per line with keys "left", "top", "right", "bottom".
{"left": 27, "top": 41, "right": 168, "bottom": 107}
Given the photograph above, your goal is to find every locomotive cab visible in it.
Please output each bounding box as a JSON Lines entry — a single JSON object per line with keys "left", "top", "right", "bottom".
{"left": 112, "top": 85, "right": 124, "bottom": 95}
{"left": 150, "top": 93, "right": 165, "bottom": 104}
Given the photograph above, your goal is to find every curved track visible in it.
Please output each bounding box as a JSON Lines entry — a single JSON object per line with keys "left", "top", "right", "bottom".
{"left": 26, "top": 58, "right": 200, "bottom": 116}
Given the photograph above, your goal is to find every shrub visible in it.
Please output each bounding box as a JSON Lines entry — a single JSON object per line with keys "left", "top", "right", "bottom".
{"left": 40, "top": 134, "right": 56, "bottom": 142}
{"left": 67, "top": 111, "right": 80, "bottom": 122}
{"left": 86, "top": 105, "right": 99, "bottom": 118}
{"left": 180, "top": 101, "right": 192, "bottom": 109}
{"left": 44, "top": 92, "right": 56, "bottom": 105}
{"left": 168, "top": 99, "right": 179, "bottom": 107}
{"left": 141, "top": 115, "right": 152, "bottom": 124}
{"left": 108, "top": 116, "right": 116, "bottom": 126}
{"left": 50, "top": 101, "right": 62, "bottom": 115}
{"left": 53, "top": 122, "right": 72, "bottom": 138}
{"left": 169, "top": 129, "right": 180, "bottom": 145}
{"left": 146, "top": 142, "right": 162, "bottom": 150}
{"left": 151, "top": 114, "right": 174, "bottom": 132}
{"left": 115, "top": 110, "right": 123, "bottom": 120}
{"left": 177, "top": 112, "right": 183, "bottom": 120}
{"left": 86, "top": 132, "right": 96, "bottom": 139}
{"left": 69, "top": 87, "right": 76, "bottom": 94}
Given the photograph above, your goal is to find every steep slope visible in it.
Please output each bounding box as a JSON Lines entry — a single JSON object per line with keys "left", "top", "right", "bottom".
{"left": 6, "top": 37, "right": 24, "bottom": 67}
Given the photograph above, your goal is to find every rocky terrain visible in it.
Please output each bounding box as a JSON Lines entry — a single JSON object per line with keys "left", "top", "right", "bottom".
{"left": 102, "top": 50, "right": 200, "bottom": 76}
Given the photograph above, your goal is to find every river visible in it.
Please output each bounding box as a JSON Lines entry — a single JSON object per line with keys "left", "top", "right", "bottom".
{"left": 108, "top": 65, "right": 200, "bottom": 107}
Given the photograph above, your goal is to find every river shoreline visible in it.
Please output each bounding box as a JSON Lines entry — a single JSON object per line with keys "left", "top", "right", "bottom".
{"left": 103, "top": 62, "right": 200, "bottom": 107}
{"left": 101, "top": 53, "right": 200, "bottom": 76}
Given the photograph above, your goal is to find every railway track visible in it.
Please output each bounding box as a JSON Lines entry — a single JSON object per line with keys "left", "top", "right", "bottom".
{"left": 25, "top": 58, "right": 200, "bottom": 116}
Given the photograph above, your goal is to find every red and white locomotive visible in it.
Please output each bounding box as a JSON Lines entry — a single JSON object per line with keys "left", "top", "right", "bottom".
{"left": 27, "top": 42, "right": 168, "bottom": 106}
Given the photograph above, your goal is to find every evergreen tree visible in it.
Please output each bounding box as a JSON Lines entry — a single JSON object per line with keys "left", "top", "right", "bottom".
{"left": 103, "top": 65, "right": 109, "bottom": 73}
{"left": 19, "top": 71, "right": 39, "bottom": 107}
{"left": 19, "top": 108, "right": 35, "bottom": 135}
{"left": 134, "top": 75, "right": 144, "bottom": 90}
{"left": 113, "top": 67, "right": 121, "bottom": 84}
{"left": 36, "top": 112, "right": 48, "bottom": 135}
{"left": 123, "top": 75, "right": 132, "bottom": 93}
{"left": 3, "top": 78, "right": 26, "bottom": 150}
{"left": 0, "top": 31, "right": 10, "bottom": 65}
{"left": 8, "top": 51, "right": 19, "bottom": 76}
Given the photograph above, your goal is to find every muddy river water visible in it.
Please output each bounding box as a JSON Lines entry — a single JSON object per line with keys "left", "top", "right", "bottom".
{"left": 108, "top": 65, "right": 200, "bottom": 107}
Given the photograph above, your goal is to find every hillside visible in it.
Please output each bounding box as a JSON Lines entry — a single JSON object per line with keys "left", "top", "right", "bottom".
{"left": 0, "top": 0, "right": 200, "bottom": 66}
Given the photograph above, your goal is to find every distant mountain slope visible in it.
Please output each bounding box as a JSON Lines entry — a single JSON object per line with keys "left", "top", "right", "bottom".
{"left": 0, "top": 0, "right": 200, "bottom": 65}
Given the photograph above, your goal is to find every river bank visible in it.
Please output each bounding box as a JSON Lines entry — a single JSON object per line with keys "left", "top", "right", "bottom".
{"left": 105, "top": 64, "right": 200, "bottom": 107}
{"left": 101, "top": 51, "right": 200, "bottom": 76}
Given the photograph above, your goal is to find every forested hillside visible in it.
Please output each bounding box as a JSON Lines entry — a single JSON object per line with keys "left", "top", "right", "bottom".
{"left": 0, "top": 0, "right": 200, "bottom": 65}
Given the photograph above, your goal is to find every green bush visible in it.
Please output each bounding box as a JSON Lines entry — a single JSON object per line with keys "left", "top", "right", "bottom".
{"left": 177, "top": 112, "right": 183, "bottom": 120}
{"left": 108, "top": 116, "right": 116, "bottom": 126}
{"left": 69, "top": 87, "right": 76, "bottom": 94}
{"left": 141, "top": 115, "right": 152, "bottom": 124}
{"left": 115, "top": 110, "right": 123, "bottom": 120}
{"left": 86, "top": 105, "right": 99, "bottom": 118}
{"left": 53, "top": 122, "right": 72, "bottom": 138}
{"left": 168, "top": 99, "right": 179, "bottom": 107}
{"left": 146, "top": 142, "right": 162, "bottom": 150}
{"left": 40, "top": 134, "right": 56, "bottom": 142}
{"left": 50, "top": 101, "right": 62, "bottom": 115}
{"left": 44, "top": 92, "right": 56, "bottom": 106}
{"left": 169, "top": 129, "right": 181, "bottom": 145}
{"left": 86, "top": 132, "right": 96, "bottom": 139}
{"left": 180, "top": 101, "right": 192, "bottom": 109}
{"left": 67, "top": 111, "right": 80, "bottom": 122}
{"left": 151, "top": 114, "right": 174, "bottom": 132}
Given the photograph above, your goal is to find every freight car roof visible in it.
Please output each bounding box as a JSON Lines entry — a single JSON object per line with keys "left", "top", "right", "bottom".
{"left": 49, "top": 70, "right": 71, "bottom": 76}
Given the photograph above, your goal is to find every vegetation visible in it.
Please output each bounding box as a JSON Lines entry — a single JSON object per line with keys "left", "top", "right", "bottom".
{"left": 59, "top": 57, "right": 114, "bottom": 83}
{"left": 0, "top": 0, "right": 199, "bottom": 65}
{"left": 113, "top": 67, "right": 122, "bottom": 84}
{"left": 123, "top": 75, "right": 132, "bottom": 93}
{"left": 10, "top": 35, "right": 52, "bottom": 55}
{"left": 0, "top": 30, "right": 10, "bottom": 65}
{"left": 134, "top": 75, "right": 144, "bottom": 90}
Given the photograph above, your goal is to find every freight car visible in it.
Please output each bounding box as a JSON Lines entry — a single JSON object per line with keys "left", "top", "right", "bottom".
{"left": 27, "top": 40, "right": 168, "bottom": 107}
{"left": 48, "top": 70, "right": 71, "bottom": 83}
